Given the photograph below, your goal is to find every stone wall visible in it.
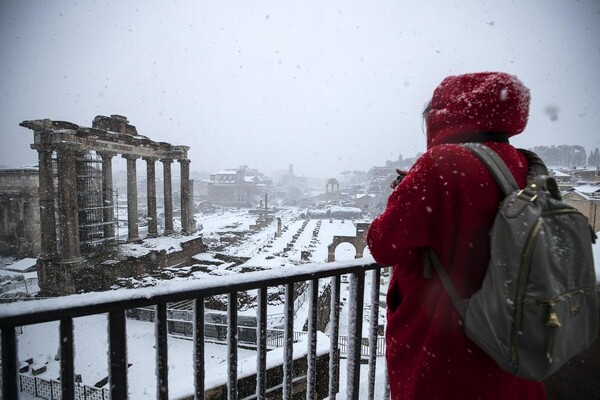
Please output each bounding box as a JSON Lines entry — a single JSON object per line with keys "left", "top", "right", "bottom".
{"left": 0, "top": 169, "right": 41, "bottom": 257}
{"left": 195, "top": 352, "right": 330, "bottom": 400}
{"left": 38, "top": 236, "right": 207, "bottom": 295}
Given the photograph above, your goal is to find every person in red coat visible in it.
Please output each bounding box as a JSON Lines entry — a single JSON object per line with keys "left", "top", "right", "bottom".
{"left": 367, "top": 72, "right": 547, "bottom": 399}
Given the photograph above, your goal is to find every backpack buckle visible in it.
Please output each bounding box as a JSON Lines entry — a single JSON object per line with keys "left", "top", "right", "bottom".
{"left": 517, "top": 189, "right": 538, "bottom": 202}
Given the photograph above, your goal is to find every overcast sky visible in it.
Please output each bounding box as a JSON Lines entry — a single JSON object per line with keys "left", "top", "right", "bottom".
{"left": 1, "top": 1, "right": 599, "bottom": 179}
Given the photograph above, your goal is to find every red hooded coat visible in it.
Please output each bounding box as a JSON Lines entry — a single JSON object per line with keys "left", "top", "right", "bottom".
{"left": 367, "top": 73, "right": 546, "bottom": 399}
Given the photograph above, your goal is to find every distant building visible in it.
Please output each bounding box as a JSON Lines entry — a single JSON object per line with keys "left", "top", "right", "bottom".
{"left": 354, "top": 194, "right": 375, "bottom": 211}
{"left": 278, "top": 164, "right": 307, "bottom": 187}
{"left": 549, "top": 169, "right": 572, "bottom": 183}
{"left": 367, "top": 166, "right": 396, "bottom": 195}
{"left": 563, "top": 184, "right": 600, "bottom": 232}
{"left": 206, "top": 167, "right": 271, "bottom": 207}
{"left": 563, "top": 166, "right": 599, "bottom": 183}
{"left": 0, "top": 167, "right": 41, "bottom": 258}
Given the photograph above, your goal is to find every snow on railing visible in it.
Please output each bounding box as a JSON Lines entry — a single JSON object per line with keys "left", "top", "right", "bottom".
{"left": 0, "top": 258, "right": 389, "bottom": 400}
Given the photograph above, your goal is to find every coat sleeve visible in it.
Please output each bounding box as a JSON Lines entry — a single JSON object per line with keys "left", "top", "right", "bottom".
{"left": 367, "top": 151, "right": 441, "bottom": 266}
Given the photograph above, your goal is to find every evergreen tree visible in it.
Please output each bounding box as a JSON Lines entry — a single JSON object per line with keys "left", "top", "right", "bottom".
{"left": 593, "top": 148, "right": 600, "bottom": 166}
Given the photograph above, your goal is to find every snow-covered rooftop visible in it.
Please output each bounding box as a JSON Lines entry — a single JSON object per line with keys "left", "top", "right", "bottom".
{"left": 550, "top": 169, "right": 571, "bottom": 177}
{"left": 572, "top": 185, "right": 600, "bottom": 195}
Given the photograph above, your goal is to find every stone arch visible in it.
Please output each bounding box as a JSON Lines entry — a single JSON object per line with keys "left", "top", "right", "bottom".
{"left": 327, "top": 222, "right": 370, "bottom": 262}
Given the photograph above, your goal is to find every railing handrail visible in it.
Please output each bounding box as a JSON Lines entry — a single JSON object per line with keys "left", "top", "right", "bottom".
{"left": 0, "top": 257, "right": 381, "bottom": 328}
{"left": 2, "top": 256, "right": 390, "bottom": 400}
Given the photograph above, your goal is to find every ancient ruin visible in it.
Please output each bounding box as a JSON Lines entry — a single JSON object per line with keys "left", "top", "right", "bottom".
{"left": 327, "top": 222, "right": 369, "bottom": 262}
{"left": 325, "top": 178, "right": 340, "bottom": 204}
{"left": 0, "top": 167, "right": 40, "bottom": 258}
{"left": 20, "top": 115, "right": 204, "bottom": 295}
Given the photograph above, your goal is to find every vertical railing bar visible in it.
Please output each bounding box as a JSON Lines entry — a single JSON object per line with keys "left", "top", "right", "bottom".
{"left": 156, "top": 302, "right": 169, "bottom": 400}
{"left": 328, "top": 275, "right": 341, "bottom": 400}
{"left": 227, "top": 292, "right": 238, "bottom": 400}
{"left": 283, "top": 282, "right": 294, "bottom": 399}
{"left": 256, "top": 287, "right": 268, "bottom": 399}
{"left": 1, "top": 327, "right": 18, "bottom": 400}
{"left": 346, "top": 271, "right": 365, "bottom": 400}
{"left": 306, "top": 278, "right": 319, "bottom": 399}
{"left": 193, "top": 298, "right": 205, "bottom": 400}
{"left": 60, "top": 317, "right": 75, "bottom": 400}
{"left": 108, "top": 310, "right": 128, "bottom": 400}
{"left": 367, "top": 268, "right": 381, "bottom": 400}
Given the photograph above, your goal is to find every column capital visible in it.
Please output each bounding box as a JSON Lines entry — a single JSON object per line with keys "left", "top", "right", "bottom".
{"left": 177, "top": 158, "right": 191, "bottom": 165}
{"left": 160, "top": 158, "right": 173, "bottom": 165}
{"left": 54, "top": 142, "right": 81, "bottom": 153}
{"left": 122, "top": 154, "right": 140, "bottom": 161}
{"left": 97, "top": 150, "right": 118, "bottom": 159}
{"left": 143, "top": 156, "right": 159, "bottom": 163}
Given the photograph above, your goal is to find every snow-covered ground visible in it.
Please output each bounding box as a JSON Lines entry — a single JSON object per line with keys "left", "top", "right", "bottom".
{"left": 11, "top": 207, "right": 387, "bottom": 399}
{"left": 16, "top": 314, "right": 388, "bottom": 399}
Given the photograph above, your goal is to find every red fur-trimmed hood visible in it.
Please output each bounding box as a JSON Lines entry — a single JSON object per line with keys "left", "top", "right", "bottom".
{"left": 425, "top": 72, "right": 530, "bottom": 148}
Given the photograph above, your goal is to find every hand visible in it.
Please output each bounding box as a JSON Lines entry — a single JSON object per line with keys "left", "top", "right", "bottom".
{"left": 390, "top": 168, "right": 408, "bottom": 189}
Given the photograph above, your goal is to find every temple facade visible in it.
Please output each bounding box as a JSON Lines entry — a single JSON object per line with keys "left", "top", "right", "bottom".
{"left": 20, "top": 115, "right": 197, "bottom": 294}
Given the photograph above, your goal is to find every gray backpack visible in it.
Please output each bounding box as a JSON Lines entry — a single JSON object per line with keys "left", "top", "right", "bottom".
{"left": 425, "top": 142, "right": 598, "bottom": 381}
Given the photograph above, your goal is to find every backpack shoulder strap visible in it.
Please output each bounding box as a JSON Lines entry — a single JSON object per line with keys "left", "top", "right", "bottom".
{"left": 518, "top": 148, "right": 548, "bottom": 177}
{"left": 424, "top": 248, "right": 469, "bottom": 319}
{"left": 518, "top": 148, "right": 563, "bottom": 200}
{"left": 462, "top": 143, "right": 519, "bottom": 196}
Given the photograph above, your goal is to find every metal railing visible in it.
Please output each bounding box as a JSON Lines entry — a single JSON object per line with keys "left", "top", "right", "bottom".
{"left": 125, "top": 307, "right": 386, "bottom": 356}
{"left": 0, "top": 258, "right": 389, "bottom": 400}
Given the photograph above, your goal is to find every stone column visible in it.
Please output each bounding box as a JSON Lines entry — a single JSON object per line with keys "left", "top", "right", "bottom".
{"left": 34, "top": 146, "right": 58, "bottom": 258}
{"left": 2, "top": 205, "right": 8, "bottom": 236}
{"left": 123, "top": 154, "right": 140, "bottom": 242}
{"left": 144, "top": 157, "right": 158, "bottom": 238}
{"left": 56, "top": 145, "right": 81, "bottom": 262}
{"left": 178, "top": 159, "right": 191, "bottom": 235}
{"left": 188, "top": 179, "right": 196, "bottom": 234}
{"left": 98, "top": 152, "right": 116, "bottom": 243}
{"left": 161, "top": 158, "right": 174, "bottom": 234}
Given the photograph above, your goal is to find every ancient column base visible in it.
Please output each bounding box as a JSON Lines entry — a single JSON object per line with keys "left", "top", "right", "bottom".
{"left": 38, "top": 258, "right": 85, "bottom": 296}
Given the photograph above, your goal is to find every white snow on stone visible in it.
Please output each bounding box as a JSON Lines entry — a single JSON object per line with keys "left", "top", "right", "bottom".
{"left": 4, "top": 258, "right": 37, "bottom": 273}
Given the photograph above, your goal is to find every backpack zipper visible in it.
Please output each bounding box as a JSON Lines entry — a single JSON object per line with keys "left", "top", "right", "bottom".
{"left": 536, "top": 286, "right": 598, "bottom": 306}
{"left": 541, "top": 209, "right": 581, "bottom": 217}
{"left": 536, "top": 286, "right": 597, "bottom": 363}
{"left": 509, "top": 217, "right": 543, "bottom": 367}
